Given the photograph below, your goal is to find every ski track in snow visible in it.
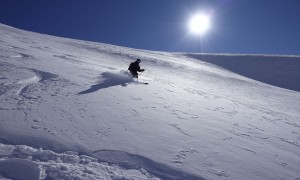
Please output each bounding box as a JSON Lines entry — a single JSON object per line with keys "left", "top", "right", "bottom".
{"left": 16, "top": 75, "right": 41, "bottom": 97}
{"left": 1, "top": 23, "right": 300, "bottom": 180}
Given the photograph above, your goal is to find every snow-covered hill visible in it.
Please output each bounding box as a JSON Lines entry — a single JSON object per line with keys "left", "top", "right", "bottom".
{"left": 0, "top": 23, "right": 300, "bottom": 180}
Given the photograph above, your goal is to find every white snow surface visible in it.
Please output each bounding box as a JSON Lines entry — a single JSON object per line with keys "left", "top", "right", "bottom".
{"left": 0, "top": 23, "right": 300, "bottom": 180}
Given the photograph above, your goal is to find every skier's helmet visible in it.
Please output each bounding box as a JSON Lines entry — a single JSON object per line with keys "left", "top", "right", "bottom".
{"left": 136, "top": 59, "right": 141, "bottom": 63}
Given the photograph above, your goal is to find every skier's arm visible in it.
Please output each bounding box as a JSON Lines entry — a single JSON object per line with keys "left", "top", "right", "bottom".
{"left": 137, "top": 65, "right": 145, "bottom": 72}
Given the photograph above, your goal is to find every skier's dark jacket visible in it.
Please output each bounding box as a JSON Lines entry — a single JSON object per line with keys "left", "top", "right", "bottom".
{"left": 128, "top": 60, "right": 144, "bottom": 77}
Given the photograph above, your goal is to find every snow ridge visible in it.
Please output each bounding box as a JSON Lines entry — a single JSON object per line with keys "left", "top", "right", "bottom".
{"left": 0, "top": 143, "right": 160, "bottom": 180}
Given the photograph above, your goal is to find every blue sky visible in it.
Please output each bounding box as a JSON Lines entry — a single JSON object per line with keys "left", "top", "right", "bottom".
{"left": 1, "top": 0, "right": 300, "bottom": 55}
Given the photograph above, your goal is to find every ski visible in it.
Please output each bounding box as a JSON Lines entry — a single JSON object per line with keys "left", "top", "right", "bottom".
{"left": 137, "top": 82, "right": 148, "bottom": 85}
{"left": 134, "top": 81, "right": 148, "bottom": 85}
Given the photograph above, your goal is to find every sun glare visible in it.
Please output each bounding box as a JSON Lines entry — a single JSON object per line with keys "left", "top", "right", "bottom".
{"left": 189, "top": 13, "right": 211, "bottom": 35}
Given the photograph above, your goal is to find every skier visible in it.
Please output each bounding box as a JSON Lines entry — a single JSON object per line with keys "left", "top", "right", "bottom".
{"left": 128, "top": 59, "right": 145, "bottom": 78}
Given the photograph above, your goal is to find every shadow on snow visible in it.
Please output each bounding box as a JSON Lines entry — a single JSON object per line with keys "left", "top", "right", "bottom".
{"left": 0, "top": 126, "right": 204, "bottom": 180}
{"left": 78, "top": 71, "right": 134, "bottom": 94}
{"left": 92, "top": 149, "right": 205, "bottom": 180}
{"left": 188, "top": 54, "right": 300, "bottom": 92}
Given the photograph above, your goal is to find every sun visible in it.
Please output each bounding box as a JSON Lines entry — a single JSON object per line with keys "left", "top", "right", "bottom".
{"left": 189, "top": 13, "right": 211, "bottom": 35}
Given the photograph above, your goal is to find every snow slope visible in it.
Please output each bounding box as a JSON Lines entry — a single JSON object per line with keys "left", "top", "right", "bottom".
{"left": 0, "top": 23, "right": 300, "bottom": 180}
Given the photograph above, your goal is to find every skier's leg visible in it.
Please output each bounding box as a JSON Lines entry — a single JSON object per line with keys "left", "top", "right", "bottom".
{"left": 133, "top": 72, "right": 138, "bottom": 78}
{"left": 129, "top": 70, "right": 137, "bottom": 78}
